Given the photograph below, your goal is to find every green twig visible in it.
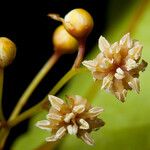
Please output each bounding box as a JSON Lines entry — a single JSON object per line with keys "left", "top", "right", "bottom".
{"left": 0, "top": 52, "right": 61, "bottom": 149}
{"left": 8, "top": 67, "right": 86, "bottom": 127}
{"left": 0, "top": 68, "right": 4, "bottom": 121}
{"left": 9, "top": 51, "right": 61, "bottom": 121}
{"left": 73, "top": 40, "right": 86, "bottom": 68}
{"left": 0, "top": 129, "right": 9, "bottom": 150}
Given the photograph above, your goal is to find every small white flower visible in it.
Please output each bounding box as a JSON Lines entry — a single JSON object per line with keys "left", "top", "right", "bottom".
{"left": 36, "top": 95, "right": 104, "bottom": 145}
{"left": 83, "top": 33, "right": 147, "bottom": 102}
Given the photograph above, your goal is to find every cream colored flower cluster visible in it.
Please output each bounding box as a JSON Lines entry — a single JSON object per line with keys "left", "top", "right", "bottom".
{"left": 0, "top": 6, "right": 148, "bottom": 149}
{"left": 36, "top": 33, "right": 147, "bottom": 146}
{"left": 36, "top": 95, "right": 104, "bottom": 145}
{"left": 83, "top": 33, "right": 147, "bottom": 102}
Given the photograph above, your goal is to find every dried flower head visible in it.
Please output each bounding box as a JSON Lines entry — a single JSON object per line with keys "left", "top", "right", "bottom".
{"left": 82, "top": 33, "right": 147, "bottom": 102}
{"left": 36, "top": 95, "right": 104, "bottom": 145}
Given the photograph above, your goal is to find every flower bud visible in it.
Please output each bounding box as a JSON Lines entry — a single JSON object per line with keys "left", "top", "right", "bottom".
{"left": 64, "top": 8, "right": 94, "bottom": 40}
{"left": 0, "top": 37, "right": 16, "bottom": 68}
{"left": 53, "top": 25, "right": 78, "bottom": 54}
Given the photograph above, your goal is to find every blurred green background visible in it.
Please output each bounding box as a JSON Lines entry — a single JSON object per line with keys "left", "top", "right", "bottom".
{"left": 11, "top": 0, "right": 150, "bottom": 149}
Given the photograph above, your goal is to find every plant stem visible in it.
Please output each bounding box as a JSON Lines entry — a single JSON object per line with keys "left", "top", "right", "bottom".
{"left": 73, "top": 40, "right": 86, "bottom": 68}
{"left": 8, "top": 51, "right": 61, "bottom": 121}
{"left": 0, "top": 68, "right": 4, "bottom": 121}
{"left": 0, "top": 129, "right": 9, "bottom": 150}
{"left": 8, "top": 67, "right": 86, "bottom": 127}
{"left": 8, "top": 102, "right": 43, "bottom": 127}
{"left": 0, "top": 62, "right": 86, "bottom": 149}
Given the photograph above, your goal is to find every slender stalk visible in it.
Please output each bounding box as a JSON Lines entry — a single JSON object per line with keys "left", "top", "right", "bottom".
{"left": 0, "top": 129, "right": 9, "bottom": 150}
{"left": 8, "top": 52, "right": 61, "bottom": 121}
{"left": 0, "top": 60, "right": 86, "bottom": 149}
{"left": 73, "top": 40, "right": 86, "bottom": 68}
{"left": 8, "top": 67, "right": 86, "bottom": 127}
{"left": 0, "top": 68, "right": 4, "bottom": 121}
{"left": 0, "top": 52, "right": 61, "bottom": 149}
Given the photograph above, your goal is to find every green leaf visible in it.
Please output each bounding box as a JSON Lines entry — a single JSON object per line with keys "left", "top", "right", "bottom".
{"left": 11, "top": 1, "right": 150, "bottom": 150}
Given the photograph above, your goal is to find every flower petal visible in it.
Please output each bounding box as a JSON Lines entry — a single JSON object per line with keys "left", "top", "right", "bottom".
{"left": 81, "top": 132, "right": 94, "bottom": 146}
{"left": 114, "top": 67, "right": 125, "bottom": 80}
{"left": 55, "top": 127, "right": 66, "bottom": 139}
{"left": 115, "top": 89, "right": 127, "bottom": 102}
{"left": 47, "top": 113, "right": 62, "bottom": 121}
{"left": 125, "top": 58, "right": 138, "bottom": 71}
{"left": 111, "top": 42, "right": 120, "bottom": 53}
{"left": 45, "top": 135, "right": 57, "bottom": 142}
{"left": 120, "top": 33, "right": 132, "bottom": 49}
{"left": 48, "top": 95, "right": 64, "bottom": 111}
{"left": 99, "top": 58, "right": 113, "bottom": 69}
{"left": 101, "top": 74, "right": 113, "bottom": 90}
{"left": 128, "top": 78, "right": 140, "bottom": 93}
{"left": 88, "top": 107, "right": 104, "bottom": 117}
{"left": 73, "top": 95, "right": 87, "bottom": 106}
{"left": 67, "top": 124, "right": 78, "bottom": 135}
{"left": 79, "top": 119, "right": 89, "bottom": 130}
{"left": 64, "top": 112, "right": 75, "bottom": 123}
{"left": 128, "top": 43, "right": 142, "bottom": 60}
{"left": 98, "top": 36, "right": 110, "bottom": 52}
{"left": 82, "top": 60, "right": 97, "bottom": 72}
{"left": 113, "top": 79, "right": 127, "bottom": 102}
{"left": 35, "top": 120, "right": 51, "bottom": 131}
{"left": 73, "top": 105, "right": 85, "bottom": 114}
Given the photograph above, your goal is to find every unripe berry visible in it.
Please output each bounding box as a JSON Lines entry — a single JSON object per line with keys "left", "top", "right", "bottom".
{"left": 64, "top": 8, "right": 94, "bottom": 40}
{"left": 53, "top": 25, "right": 78, "bottom": 54}
{"left": 0, "top": 37, "right": 16, "bottom": 68}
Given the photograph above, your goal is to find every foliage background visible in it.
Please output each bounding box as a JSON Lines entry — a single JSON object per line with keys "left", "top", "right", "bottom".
{"left": 0, "top": 0, "right": 150, "bottom": 149}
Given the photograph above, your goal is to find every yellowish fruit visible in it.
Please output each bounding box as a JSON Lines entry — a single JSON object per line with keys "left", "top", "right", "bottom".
{"left": 64, "top": 8, "right": 94, "bottom": 40}
{"left": 0, "top": 37, "right": 16, "bottom": 68}
{"left": 53, "top": 25, "right": 78, "bottom": 54}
